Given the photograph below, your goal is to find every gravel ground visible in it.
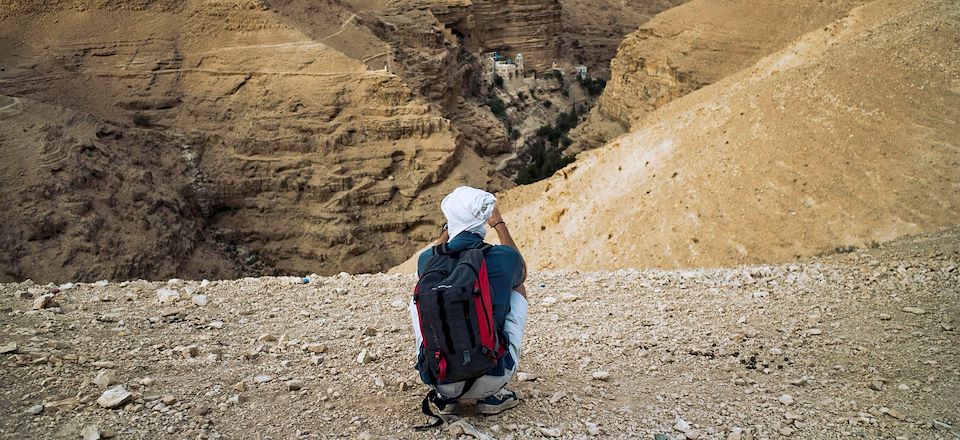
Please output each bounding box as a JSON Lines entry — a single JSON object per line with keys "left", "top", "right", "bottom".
{"left": 1, "top": 228, "right": 958, "bottom": 440}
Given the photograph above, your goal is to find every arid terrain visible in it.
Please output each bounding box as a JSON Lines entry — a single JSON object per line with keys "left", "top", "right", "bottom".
{"left": 0, "top": 0, "right": 684, "bottom": 283}
{"left": 500, "top": 0, "right": 960, "bottom": 272}
{"left": 1, "top": 226, "right": 957, "bottom": 439}
{"left": 1, "top": 0, "right": 959, "bottom": 438}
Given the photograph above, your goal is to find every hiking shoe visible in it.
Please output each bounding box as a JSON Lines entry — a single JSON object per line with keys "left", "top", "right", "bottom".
{"left": 436, "top": 396, "right": 460, "bottom": 415}
{"left": 476, "top": 388, "right": 520, "bottom": 415}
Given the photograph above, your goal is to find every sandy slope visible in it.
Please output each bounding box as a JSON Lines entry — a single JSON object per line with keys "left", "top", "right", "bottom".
{"left": 498, "top": 0, "right": 960, "bottom": 272}
{"left": 1, "top": 226, "right": 957, "bottom": 439}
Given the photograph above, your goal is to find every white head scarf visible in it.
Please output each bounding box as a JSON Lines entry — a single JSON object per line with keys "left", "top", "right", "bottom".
{"left": 440, "top": 186, "right": 497, "bottom": 242}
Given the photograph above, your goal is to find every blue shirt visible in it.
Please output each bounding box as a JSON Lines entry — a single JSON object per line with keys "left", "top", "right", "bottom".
{"left": 417, "top": 231, "right": 523, "bottom": 343}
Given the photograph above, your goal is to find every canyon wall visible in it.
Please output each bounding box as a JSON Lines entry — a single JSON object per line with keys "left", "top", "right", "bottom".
{"left": 569, "top": 0, "right": 869, "bottom": 154}
{"left": 498, "top": 0, "right": 960, "bottom": 271}
{"left": 0, "top": 0, "right": 504, "bottom": 282}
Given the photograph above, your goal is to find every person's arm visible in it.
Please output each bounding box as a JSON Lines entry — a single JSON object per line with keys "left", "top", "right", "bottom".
{"left": 434, "top": 227, "right": 449, "bottom": 245}
{"left": 486, "top": 207, "right": 527, "bottom": 296}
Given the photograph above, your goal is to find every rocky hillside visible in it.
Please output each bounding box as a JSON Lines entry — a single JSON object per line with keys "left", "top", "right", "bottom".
{"left": 568, "top": 0, "right": 869, "bottom": 153}
{"left": 1, "top": 225, "right": 957, "bottom": 439}
{"left": 499, "top": 0, "right": 960, "bottom": 271}
{"left": 0, "top": 0, "right": 506, "bottom": 282}
{"left": 0, "top": 0, "right": 679, "bottom": 283}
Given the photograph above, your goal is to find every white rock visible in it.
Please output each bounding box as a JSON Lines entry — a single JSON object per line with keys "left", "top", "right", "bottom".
{"left": 254, "top": 374, "right": 274, "bottom": 384}
{"left": 391, "top": 299, "right": 406, "bottom": 309}
{"left": 779, "top": 394, "right": 795, "bottom": 406}
{"left": 357, "top": 349, "right": 373, "bottom": 364}
{"left": 26, "top": 404, "right": 43, "bottom": 415}
{"left": 81, "top": 424, "right": 101, "bottom": 440}
{"left": 673, "top": 418, "right": 692, "bottom": 433}
{"left": 539, "top": 427, "right": 562, "bottom": 437}
{"left": 97, "top": 386, "right": 132, "bottom": 409}
{"left": 591, "top": 371, "right": 610, "bottom": 381}
{"left": 156, "top": 288, "right": 181, "bottom": 304}
{"left": 516, "top": 372, "right": 538, "bottom": 382}
{"left": 191, "top": 294, "right": 208, "bottom": 307}
{"left": 93, "top": 370, "right": 117, "bottom": 388}
{"left": 0, "top": 342, "right": 17, "bottom": 354}
{"left": 541, "top": 296, "right": 558, "bottom": 305}
{"left": 560, "top": 293, "right": 579, "bottom": 302}
{"left": 585, "top": 422, "right": 600, "bottom": 436}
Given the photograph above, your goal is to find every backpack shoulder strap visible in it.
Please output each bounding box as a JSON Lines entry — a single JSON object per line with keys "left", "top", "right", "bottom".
{"left": 414, "top": 378, "right": 479, "bottom": 430}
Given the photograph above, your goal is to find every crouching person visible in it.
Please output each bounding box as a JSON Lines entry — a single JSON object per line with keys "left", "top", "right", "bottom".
{"left": 409, "top": 186, "right": 528, "bottom": 428}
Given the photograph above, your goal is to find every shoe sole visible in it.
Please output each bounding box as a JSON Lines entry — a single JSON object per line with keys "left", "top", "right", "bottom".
{"left": 476, "top": 398, "right": 520, "bottom": 415}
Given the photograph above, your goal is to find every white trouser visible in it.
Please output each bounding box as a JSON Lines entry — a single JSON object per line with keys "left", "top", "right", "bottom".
{"left": 410, "top": 291, "right": 529, "bottom": 399}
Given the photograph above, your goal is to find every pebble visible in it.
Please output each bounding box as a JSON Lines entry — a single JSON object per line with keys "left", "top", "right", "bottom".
{"left": 0, "top": 342, "right": 17, "bottom": 354}
{"left": 390, "top": 299, "right": 406, "bottom": 309}
{"left": 254, "top": 374, "right": 274, "bottom": 384}
{"left": 591, "top": 371, "right": 610, "bottom": 381}
{"left": 93, "top": 370, "right": 117, "bottom": 388}
{"left": 26, "top": 404, "right": 43, "bottom": 415}
{"left": 97, "top": 386, "right": 132, "bottom": 409}
{"left": 191, "top": 294, "right": 208, "bottom": 307}
{"left": 779, "top": 394, "right": 795, "bottom": 406}
{"left": 869, "top": 380, "right": 884, "bottom": 391}
{"left": 878, "top": 313, "right": 892, "bottom": 320}
{"left": 685, "top": 429, "right": 702, "bottom": 439}
{"left": 901, "top": 306, "right": 926, "bottom": 315}
{"left": 560, "top": 293, "right": 579, "bottom": 302}
{"left": 140, "top": 377, "right": 156, "bottom": 386}
{"left": 287, "top": 379, "right": 304, "bottom": 391}
{"left": 32, "top": 294, "right": 56, "bottom": 310}
{"left": 539, "top": 427, "right": 562, "bottom": 437}
{"left": 81, "top": 424, "right": 101, "bottom": 440}
{"left": 585, "top": 422, "right": 600, "bottom": 436}
{"left": 357, "top": 349, "right": 373, "bottom": 364}
{"left": 516, "top": 372, "right": 538, "bottom": 382}
{"left": 541, "top": 296, "right": 558, "bottom": 305}
{"left": 304, "top": 343, "right": 327, "bottom": 353}
{"left": 728, "top": 427, "right": 745, "bottom": 440}
{"left": 933, "top": 420, "right": 953, "bottom": 431}
{"left": 674, "top": 418, "right": 691, "bottom": 432}
{"left": 156, "top": 288, "right": 180, "bottom": 304}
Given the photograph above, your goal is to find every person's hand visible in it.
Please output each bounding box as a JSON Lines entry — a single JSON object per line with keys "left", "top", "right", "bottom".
{"left": 486, "top": 206, "right": 504, "bottom": 227}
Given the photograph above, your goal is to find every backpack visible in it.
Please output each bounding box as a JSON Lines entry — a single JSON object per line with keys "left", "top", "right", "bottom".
{"left": 413, "top": 242, "right": 506, "bottom": 428}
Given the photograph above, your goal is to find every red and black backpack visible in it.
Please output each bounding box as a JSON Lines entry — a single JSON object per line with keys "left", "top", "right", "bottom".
{"left": 413, "top": 242, "right": 506, "bottom": 427}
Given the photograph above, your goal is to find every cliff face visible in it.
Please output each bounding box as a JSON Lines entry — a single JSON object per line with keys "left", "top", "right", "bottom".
{"left": 558, "top": 0, "right": 686, "bottom": 78}
{"left": 470, "top": 0, "right": 562, "bottom": 72}
{"left": 569, "top": 0, "right": 870, "bottom": 153}
{"left": 0, "top": 0, "right": 505, "bottom": 282}
{"left": 499, "top": 0, "right": 960, "bottom": 271}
